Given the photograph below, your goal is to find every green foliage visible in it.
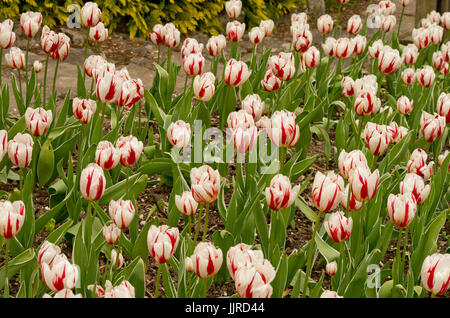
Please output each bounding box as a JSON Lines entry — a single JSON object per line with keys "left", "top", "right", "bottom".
{"left": 0, "top": 0, "right": 301, "bottom": 38}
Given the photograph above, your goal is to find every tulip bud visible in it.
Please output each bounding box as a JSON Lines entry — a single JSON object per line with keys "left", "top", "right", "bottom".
{"left": 167, "top": 120, "right": 191, "bottom": 149}
{"left": 322, "top": 37, "right": 337, "bottom": 57}
{"left": 72, "top": 98, "right": 97, "bottom": 124}
{"left": 432, "top": 52, "right": 445, "bottom": 72}
{"left": 33, "top": 60, "right": 43, "bottom": 73}
{"left": 269, "top": 52, "right": 295, "bottom": 81}
{"left": 267, "top": 110, "right": 300, "bottom": 148}
{"left": 442, "top": 41, "right": 450, "bottom": 63}
{"left": 378, "top": 46, "right": 401, "bottom": 75}
{"left": 0, "top": 130, "right": 7, "bottom": 162}
{"left": 381, "top": 15, "right": 396, "bottom": 33}
{"left": 0, "top": 200, "right": 25, "bottom": 239}
{"left": 116, "top": 78, "right": 144, "bottom": 109}
{"left": 224, "top": 59, "right": 251, "bottom": 87}
{"left": 326, "top": 261, "right": 337, "bottom": 276}
{"left": 187, "top": 242, "right": 223, "bottom": 278}
{"left": 181, "top": 38, "right": 204, "bottom": 60}
{"left": 421, "top": 253, "right": 450, "bottom": 296}
{"left": 49, "top": 33, "right": 70, "bottom": 61}
{"left": 80, "top": 163, "right": 105, "bottom": 201}
{"left": 400, "top": 173, "right": 430, "bottom": 205}
{"left": 5, "top": 47, "right": 25, "bottom": 69}
{"left": 190, "top": 165, "right": 221, "bottom": 204}
{"left": 84, "top": 55, "right": 106, "bottom": 77}
{"left": 183, "top": 52, "right": 205, "bottom": 77}
{"left": 89, "top": 22, "right": 108, "bottom": 42}
{"left": 338, "top": 149, "right": 368, "bottom": 180}
{"left": 38, "top": 241, "right": 61, "bottom": 269}
{"left": 420, "top": 111, "right": 445, "bottom": 143}
{"left": 25, "top": 107, "right": 53, "bottom": 137}
{"left": 312, "top": 171, "right": 344, "bottom": 212}
{"left": 225, "top": 0, "right": 242, "bottom": 19}
{"left": 368, "top": 39, "right": 384, "bottom": 59}
{"left": 103, "top": 224, "right": 121, "bottom": 245}
{"left": 321, "top": 290, "right": 343, "bottom": 298}
{"left": 364, "top": 122, "right": 391, "bottom": 156}
{"left": 401, "top": 68, "right": 416, "bottom": 85}
{"left": 292, "top": 24, "right": 312, "bottom": 53}
{"left": 81, "top": 2, "right": 102, "bottom": 27}
{"left": 387, "top": 121, "right": 408, "bottom": 143}
{"left": 407, "top": 149, "right": 434, "bottom": 180}
{"left": 303, "top": 46, "right": 320, "bottom": 69}
{"left": 353, "top": 35, "right": 367, "bottom": 55}
{"left": 42, "top": 254, "right": 78, "bottom": 292}
{"left": 109, "top": 199, "right": 135, "bottom": 230}
{"left": 437, "top": 93, "right": 450, "bottom": 124}
{"left": 242, "top": 94, "right": 265, "bottom": 121}
{"left": 231, "top": 125, "right": 258, "bottom": 154}
{"left": 354, "top": 91, "right": 381, "bottom": 116}
{"left": 413, "top": 27, "right": 431, "bottom": 49}
{"left": 417, "top": 66, "right": 436, "bottom": 88}
{"left": 260, "top": 20, "right": 275, "bottom": 37}
{"left": 207, "top": 35, "right": 226, "bottom": 57}
{"left": 149, "top": 24, "right": 164, "bottom": 45}
{"left": 111, "top": 249, "right": 124, "bottom": 268}
{"left": 378, "top": 0, "right": 396, "bottom": 15}
{"left": 193, "top": 72, "right": 215, "bottom": 102}
{"left": 349, "top": 165, "right": 380, "bottom": 202}
{"left": 96, "top": 71, "right": 120, "bottom": 103}
{"left": 324, "top": 211, "right": 353, "bottom": 243}
{"left": 116, "top": 135, "right": 143, "bottom": 167}
{"left": 175, "top": 191, "right": 198, "bottom": 217}
{"left": 20, "top": 12, "right": 42, "bottom": 38}
{"left": 317, "top": 14, "right": 333, "bottom": 34}
{"left": 442, "top": 12, "right": 450, "bottom": 30}
{"left": 440, "top": 62, "right": 449, "bottom": 75}
{"left": 226, "top": 21, "right": 245, "bottom": 42}
{"left": 438, "top": 150, "right": 450, "bottom": 171}
{"left": 7, "top": 133, "right": 33, "bottom": 168}
{"left": 428, "top": 10, "right": 441, "bottom": 24}
{"left": 227, "top": 110, "right": 254, "bottom": 130}
{"left": 235, "top": 261, "right": 276, "bottom": 298}
{"left": 249, "top": 27, "right": 265, "bottom": 46}
{"left": 227, "top": 243, "right": 264, "bottom": 280}
{"left": 163, "top": 23, "right": 180, "bottom": 48}
{"left": 265, "top": 174, "right": 300, "bottom": 211}
{"left": 397, "top": 96, "right": 414, "bottom": 114}
{"left": 256, "top": 116, "right": 270, "bottom": 132}
{"left": 341, "top": 185, "right": 363, "bottom": 211}
{"left": 341, "top": 76, "right": 355, "bottom": 97}
{"left": 147, "top": 225, "right": 179, "bottom": 264}
{"left": 387, "top": 193, "right": 417, "bottom": 227}
{"left": 261, "top": 70, "right": 281, "bottom": 92}
{"left": 347, "top": 15, "right": 362, "bottom": 34}
{"left": 402, "top": 44, "right": 419, "bottom": 65}
{"left": 0, "top": 19, "right": 15, "bottom": 49}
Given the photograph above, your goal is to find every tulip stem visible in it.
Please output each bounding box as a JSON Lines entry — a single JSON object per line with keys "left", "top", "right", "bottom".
{"left": 154, "top": 264, "right": 161, "bottom": 298}
{"left": 394, "top": 228, "right": 403, "bottom": 285}
{"left": 0, "top": 48, "right": 2, "bottom": 88}
{"left": 194, "top": 204, "right": 204, "bottom": 243}
{"left": 397, "top": 6, "right": 405, "bottom": 43}
{"left": 85, "top": 201, "right": 93, "bottom": 252}
{"left": 355, "top": 201, "right": 365, "bottom": 262}
{"left": 52, "top": 60, "right": 59, "bottom": 97}
{"left": 279, "top": 147, "right": 286, "bottom": 173}
{"left": 19, "top": 168, "right": 24, "bottom": 191}
{"left": 43, "top": 54, "right": 49, "bottom": 107}
{"left": 188, "top": 216, "right": 192, "bottom": 238}
{"left": 3, "top": 239, "right": 9, "bottom": 298}
{"left": 17, "top": 69, "right": 23, "bottom": 97}
{"left": 25, "top": 38, "right": 30, "bottom": 84}
{"left": 339, "top": 242, "right": 345, "bottom": 283}
{"left": 183, "top": 75, "right": 188, "bottom": 95}
{"left": 202, "top": 204, "right": 210, "bottom": 242}
{"left": 402, "top": 227, "right": 408, "bottom": 282}
{"left": 302, "top": 209, "right": 323, "bottom": 298}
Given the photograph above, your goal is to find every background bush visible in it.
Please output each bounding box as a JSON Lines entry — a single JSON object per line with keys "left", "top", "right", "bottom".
{"left": 0, "top": 0, "right": 304, "bottom": 38}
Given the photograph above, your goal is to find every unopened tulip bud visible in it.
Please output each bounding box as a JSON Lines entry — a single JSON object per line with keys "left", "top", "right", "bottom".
{"left": 224, "top": 59, "right": 251, "bottom": 87}
{"left": 249, "top": 27, "right": 265, "bottom": 45}
{"left": 232, "top": 125, "right": 257, "bottom": 154}
{"left": 324, "top": 211, "right": 353, "bottom": 243}
{"left": 109, "top": 199, "right": 135, "bottom": 230}
{"left": 41, "top": 254, "right": 78, "bottom": 292}
{"left": 207, "top": 35, "right": 226, "bottom": 57}
{"left": 228, "top": 110, "right": 254, "bottom": 130}
{"left": 413, "top": 27, "right": 430, "bottom": 49}
{"left": 149, "top": 24, "right": 164, "bottom": 45}
{"left": 261, "top": 70, "right": 281, "bottom": 92}
{"left": 163, "top": 23, "right": 180, "bottom": 48}
{"left": 355, "top": 91, "right": 381, "bottom": 116}
{"left": 96, "top": 141, "right": 119, "bottom": 171}
{"left": 25, "top": 107, "right": 53, "bottom": 137}
{"left": 387, "top": 193, "right": 417, "bottom": 227}
{"left": 147, "top": 225, "right": 179, "bottom": 264}
{"left": 420, "top": 111, "right": 445, "bottom": 142}
{"left": 187, "top": 242, "right": 223, "bottom": 278}
{"left": 368, "top": 39, "right": 384, "bottom": 59}
{"left": 5, "top": 47, "right": 24, "bottom": 69}
{"left": 242, "top": 94, "right": 265, "bottom": 121}
{"left": 73, "top": 98, "right": 97, "bottom": 124}
{"left": 335, "top": 38, "right": 355, "bottom": 59}
{"left": 349, "top": 165, "right": 380, "bottom": 202}
{"left": 33, "top": 60, "right": 43, "bottom": 73}
{"left": 401, "top": 0, "right": 412, "bottom": 6}
{"left": 193, "top": 72, "right": 215, "bottom": 102}
{"left": 326, "top": 261, "right": 337, "bottom": 276}
{"left": 400, "top": 173, "right": 430, "bottom": 205}
{"left": 317, "top": 14, "right": 333, "bottom": 34}
{"left": 111, "top": 249, "right": 124, "bottom": 268}
{"left": 225, "top": 0, "right": 242, "bottom": 19}
{"left": 397, "top": 96, "right": 414, "bottom": 114}
{"left": 381, "top": 15, "right": 396, "bottom": 33}
{"left": 20, "top": 12, "right": 42, "bottom": 38}
{"left": 322, "top": 37, "right": 337, "bottom": 57}
{"left": 338, "top": 149, "right": 368, "bottom": 180}
{"left": 407, "top": 149, "right": 434, "bottom": 180}
{"left": 260, "top": 20, "right": 274, "bottom": 37}
{"left": 267, "top": 110, "right": 300, "bottom": 148}
{"left": 181, "top": 38, "right": 204, "bottom": 60}
{"left": 0, "top": 200, "right": 25, "bottom": 239}
{"left": 227, "top": 21, "right": 245, "bottom": 42}
{"left": 80, "top": 163, "right": 105, "bottom": 201}
{"left": 265, "top": 174, "right": 300, "bottom": 211}
{"left": 81, "top": 2, "right": 101, "bottom": 27}
{"left": 84, "top": 55, "right": 106, "bottom": 77}
{"left": 269, "top": 52, "right": 296, "bottom": 81}
{"left": 103, "top": 224, "right": 121, "bottom": 245}
{"left": 175, "top": 191, "right": 198, "bottom": 216}
{"left": 341, "top": 76, "right": 355, "bottom": 97}
{"left": 353, "top": 35, "right": 367, "bottom": 55}
{"left": 421, "top": 253, "right": 450, "bottom": 296}
{"left": 312, "top": 171, "right": 344, "bottom": 212}
{"left": 402, "top": 44, "right": 419, "bottom": 65}
{"left": 401, "top": 68, "right": 416, "bottom": 85}
{"left": 378, "top": 46, "right": 401, "bottom": 74}
{"left": 167, "top": 120, "right": 191, "bottom": 149}
{"left": 183, "top": 52, "right": 205, "bottom": 76}
{"left": 116, "top": 135, "right": 143, "bottom": 167}
{"left": 347, "top": 15, "right": 362, "bottom": 34}
{"left": 303, "top": 46, "right": 320, "bottom": 68}
{"left": 0, "top": 20, "right": 15, "bottom": 49}
{"left": 7, "top": 133, "right": 33, "bottom": 168}
{"left": 235, "top": 261, "right": 276, "bottom": 298}
{"left": 89, "top": 22, "right": 108, "bottom": 42}
{"left": 437, "top": 93, "right": 450, "bottom": 124}
{"left": 38, "top": 241, "right": 61, "bottom": 269}
{"left": 387, "top": 122, "right": 408, "bottom": 143}
{"left": 292, "top": 24, "right": 312, "bottom": 53}
{"left": 190, "top": 165, "right": 221, "bottom": 204}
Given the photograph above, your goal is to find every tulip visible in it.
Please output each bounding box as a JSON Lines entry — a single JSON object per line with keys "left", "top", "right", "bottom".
{"left": 96, "top": 70, "right": 120, "bottom": 103}
{"left": 81, "top": 2, "right": 102, "bottom": 27}
{"left": 116, "top": 78, "right": 144, "bottom": 108}
{"left": 242, "top": 94, "right": 265, "bottom": 122}
{"left": 20, "top": 12, "right": 42, "bottom": 38}
{"left": 442, "top": 41, "right": 450, "bottom": 63}
{"left": 261, "top": 70, "right": 281, "bottom": 92}
{"left": 380, "top": 15, "right": 396, "bottom": 33}
{"left": 291, "top": 13, "right": 308, "bottom": 25}
{"left": 354, "top": 91, "right": 381, "bottom": 116}
{"left": 400, "top": 173, "right": 430, "bottom": 205}
{"left": 0, "top": 130, "right": 6, "bottom": 162}
{"left": 430, "top": 24, "right": 444, "bottom": 45}
{"left": 181, "top": 38, "right": 204, "bottom": 60}
{"left": 326, "top": 262, "right": 337, "bottom": 276}
{"left": 225, "top": 0, "right": 242, "bottom": 19}
{"left": 265, "top": 174, "right": 300, "bottom": 211}
{"left": 428, "top": 11, "right": 441, "bottom": 24}
{"left": 163, "top": 23, "right": 180, "bottom": 48}
{"left": 292, "top": 23, "right": 312, "bottom": 53}
{"left": 353, "top": 35, "right": 367, "bottom": 55}
{"left": 175, "top": 191, "right": 198, "bottom": 217}
{"left": 42, "top": 254, "right": 78, "bottom": 292}
{"left": 347, "top": 15, "right": 362, "bottom": 34}
{"left": 438, "top": 151, "right": 450, "bottom": 171}
{"left": 7, "top": 133, "right": 33, "bottom": 168}
{"left": 227, "top": 110, "right": 254, "bottom": 130}
{"left": 420, "top": 111, "right": 445, "bottom": 143}
{"left": 413, "top": 27, "right": 430, "bottom": 49}
{"left": 303, "top": 46, "right": 320, "bottom": 69}
{"left": 341, "top": 76, "right": 355, "bottom": 97}
{"left": 99, "top": 280, "right": 135, "bottom": 298}
{"left": 84, "top": 55, "right": 106, "bottom": 77}
{"left": 40, "top": 26, "right": 58, "bottom": 54}
{"left": 417, "top": 66, "right": 435, "bottom": 88}
{"left": 442, "top": 12, "right": 450, "bottom": 30}
{"left": 224, "top": 59, "right": 251, "bottom": 87}
{"left": 5, "top": 47, "right": 24, "bottom": 69}
{"left": 401, "top": 68, "right": 416, "bottom": 85}
{"left": 38, "top": 241, "right": 61, "bottom": 269}
{"left": 183, "top": 52, "right": 205, "bottom": 76}
{"left": 226, "top": 21, "right": 245, "bottom": 42}
{"left": 387, "top": 122, "right": 408, "bottom": 143}
{"left": 407, "top": 149, "right": 434, "bottom": 180}
{"left": 232, "top": 125, "right": 258, "bottom": 154}
{"left": 256, "top": 116, "right": 270, "bottom": 132}
{"left": 147, "top": 225, "right": 179, "bottom": 264}
{"left": 260, "top": 20, "right": 275, "bottom": 37}
{"left": 437, "top": 93, "right": 450, "bottom": 124}
{"left": 25, "top": 107, "right": 53, "bottom": 137}
{"left": 402, "top": 44, "right": 419, "bottom": 65}
{"left": 248, "top": 27, "right": 264, "bottom": 46}
{"left": 368, "top": 39, "right": 384, "bottom": 59}
{"left": 109, "top": 199, "right": 135, "bottom": 230}
{"left": 89, "top": 22, "right": 108, "bottom": 42}
{"left": 49, "top": 33, "right": 70, "bottom": 61}
{"left": 186, "top": 242, "right": 223, "bottom": 278}
{"left": 193, "top": 72, "right": 215, "bottom": 102}
{"left": 235, "top": 261, "right": 275, "bottom": 298}
{"left": 320, "top": 290, "right": 343, "bottom": 298}
{"left": 387, "top": 193, "right": 417, "bottom": 227}
{"left": 338, "top": 149, "right": 368, "bottom": 180}
{"left": 349, "top": 165, "right": 380, "bottom": 201}
{"left": 397, "top": 96, "right": 414, "bottom": 115}
{"left": 206, "top": 35, "right": 227, "bottom": 57}
{"left": 324, "top": 211, "right": 353, "bottom": 243}
{"left": 116, "top": 135, "right": 144, "bottom": 167}
{"left": 312, "top": 171, "right": 344, "bottom": 212}
{"left": 421, "top": 253, "right": 450, "bottom": 296}
{"left": 111, "top": 249, "right": 124, "bottom": 268}
{"left": 364, "top": 122, "right": 391, "bottom": 156}
{"left": 336, "top": 37, "right": 355, "bottom": 59}
{"left": 0, "top": 200, "right": 25, "bottom": 239}
{"left": 378, "top": 46, "right": 401, "bottom": 75}
{"left": 269, "top": 52, "right": 296, "bottom": 81}
{"left": 103, "top": 224, "right": 121, "bottom": 245}
{"left": 378, "top": 0, "right": 396, "bottom": 15}
{"left": 317, "top": 14, "right": 333, "bottom": 34}
{"left": 440, "top": 62, "right": 449, "bottom": 75}
{"left": 43, "top": 289, "right": 82, "bottom": 298}
{"left": 72, "top": 98, "right": 97, "bottom": 124}
{"left": 227, "top": 243, "right": 264, "bottom": 280}
{"left": 149, "top": 24, "right": 164, "bottom": 45}
{"left": 33, "top": 60, "right": 43, "bottom": 73}
{"left": 0, "top": 19, "right": 15, "bottom": 49}
{"left": 322, "top": 37, "right": 337, "bottom": 57}
{"left": 80, "top": 163, "right": 106, "bottom": 201}
{"left": 167, "top": 120, "right": 191, "bottom": 149}
{"left": 190, "top": 165, "right": 221, "bottom": 204}
{"left": 267, "top": 110, "right": 300, "bottom": 148}
{"left": 341, "top": 185, "right": 363, "bottom": 211}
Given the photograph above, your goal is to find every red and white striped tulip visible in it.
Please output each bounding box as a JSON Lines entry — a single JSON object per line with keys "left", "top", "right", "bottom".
{"left": 326, "top": 261, "right": 337, "bottom": 276}
{"left": 80, "top": 2, "right": 102, "bottom": 27}
{"left": 109, "top": 199, "right": 135, "bottom": 230}
{"left": 261, "top": 70, "right": 281, "bottom": 92}
{"left": 84, "top": 55, "right": 106, "bottom": 77}
{"left": 291, "top": 13, "right": 308, "bottom": 25}
{"left": 147, "top": 225, "right": 179, "bottom": 264}
{"left": 33, "top": 60, "right": 42, "bottom": 73}
{"left": 438, "top": 151, "right": 449, "bottom": 171}
{"left": 175, "top": 191, "right": 198, "bottom": 217}
{"left": 0, "top": 20, "right": 15, "bottom": 49}
{"left": 25, "top": 107, "right": 52, "bottom": 137}
{"left": 149, "top": 24, "right": 164, "bottom": 45}
{"left": 224, "top": 59, "right": 251, "bottom": 87}
{"left": 354, "top": 90, "right": 381, "bottom": 116}
{"left": 0, "top": 130, "right": 6, "bottom": 162}
{"left": 420, "top": 111, "right": 445, "bottom": 142}
{"left": 235, "top": 261, "right": 275, "bottom": 298}
{"left": 89, "top": 22, "right": 108, "bottom": 42}
{"left": 400, "top": 173, "right": 430, "bottom": 205}
{"left": 368, "top": 39, "right": 384, "bottom": 59}
{"left": 42, "top": 254, "right": 78, "bottom": 292}
{"left": 225, "top": 0, "right": 242, "bottom": 19}
{"left": 401, "top": 68, "right": 416, "bottom": 85}
{"left": 416, "top": 66, "right": 435, "bottom": 88}
{"left": 378, "top": 46, "right": 401, "bottom": 75}
{"left": 421, "top": 253, "right": 450, "bottom": 296}
{"left": 292, "top": 24, "right": 312, "bottom": 53}
{"left": 249, "top": 27, "right": 265, "bottom": 45}
{"left": 242, "top": 94, "right": 265, "bottom": 121}
{"left": 322, "top": 37, "right": 337, "bottom": 57}
{"left": 49, "top": 33, "right": 70, "bottom": 61}
{"left": 397, "top": 96, "right": 414, "bottom": 114}
{"left": 335, "top": 37, "right": 355, "bottom": 59}
{"left": 364, "top": 122, "right": 391, "bottom": 156}
{"left": 96, "top": 70, "right": 120, "bottom": 103}
{"left": 227, "top": 243, "right": 264, "bottom": 280}
{"left": 186, "top": 242, "right": 223, "bottom": 278}
{"left": 440, "top": 62, "right": 449, "bottom": 75}
{"left": 347, "top": 15, "right": 362, "bottom": 34}
{"left": 317, "top": 14, "right": 333, "bottom": 34}
{"left": 312, "top": 171, "right": 344, "bottom": 212}
{"left": 256, "top": 116, "right": 270, "bottom": 132}
{"left": 227, "top": 110, "right": 254, "bottom": 130}
{"left": 303, "top": 46, "right": 320, "bottom": 68}
{"left": 402, "top": 44, "right": 419, "bottom": 65}
{"left": 111, "top": 249, "right": 124, "bottom": 268}
{"left": 183, "top": 52, "right": 205, "bottom": 76}
{"left": 40, "top": 26, "right": 58, "bottom": 54}
{"left": 269, "top": 52, "right": 296, "bottom": 81}
{"left": 167, "top": 120, "right": 191, "bottom": 149}
{"left": 267, "top": 110, "right": 300, "bottom": 148}
{"left": 265, "top": 174, "right": 300, "bottom": 211}
{"left": 387, "top": 122, "right": 408, "bottom": 143}
{"left": 341, "top": 76, "right": 355, "bottom": 97}
{"left": 407, "top": 149, "right": 434, "bottom": 180}
{"left": 353, "top": 35, "right": 367, "bottom": 55}
{"left": 163, "top": 23, "right": 180, "bottom": 48}
{"left": 232, "top": 125, "right": 258, "bottom": 154}
{"left": 437, "top": 93, "right": 450, "bottom": 123}
{"left": 348, "top": 165, "right": 380, "bottom": 202}
{"left": 432, "top": 51, "right": 445, "bottom": 71}
{"left": 181, "top": 38, "right": 204, "bottom": 59}
{"left": 260, "top": 20, "right": 275, "bottom": 37}
{"left": 413, "top": 27, "right": 430, "bottom": 49}
{"left": 442, "top": 12, "right": 450, "bottom": 30}
{"left": 38, "top": 241, "right": 61, "bottom": 270}
{"left": 381, "top": 15, "right": 396, "bottom": 33}
{"left": 226, "top": 21, "right": 245, "bottom": 42}
{"left": 429, "top": 24, "right": 444, "bottom": 45}
{"left": 7, "top": 133, "right": 33, "bottom": 168}
{"left": 194, "top": 72, "right": 215, "bottom": 102}
{"left": 378, "top": 0, "right": 396, "bottom": 15}
{"left": 0, "top": 200, "right": 25, "bottom": 239}
{"left": 387, "top": 193, "right": 417, "bottom": 227}
{"left": 80, "top": 163, "right": 105, "bottom": 201}
{"left": 116, "top": 135, "right": 143, "bottom": 167}
{"left": 442, "top": 42, "right": 450, "bottom": 63}
{"left": 20, "top": 12, "right": 42, "bottom": 38}
{"left": 338, "top": 149, "right": 368, "bottom": 180}
{"left": 341, "top": 185, "right": 363, "bottom": 211}
{"left": 190, "top": 165, "right": 221, "bottom": 204}
{"left": 95, "top": 141, "right": 119, "bottom": 171}
{"left": 206, "top": 35, "right": 226, "bottom": 57}
{"left": 103, "top": 224, "right": 121, "bottom": 245}
{"left": 321, "top": 290, "right": 343, "bottom": 298}
{"left": 73, "top": 98, "right": 97, "bottom": 124}
{"left": 5, "top": 47, "right": 24, "bottom": 69}
{"left": 324, "top": 211, "right": 353, "bottom": 243}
